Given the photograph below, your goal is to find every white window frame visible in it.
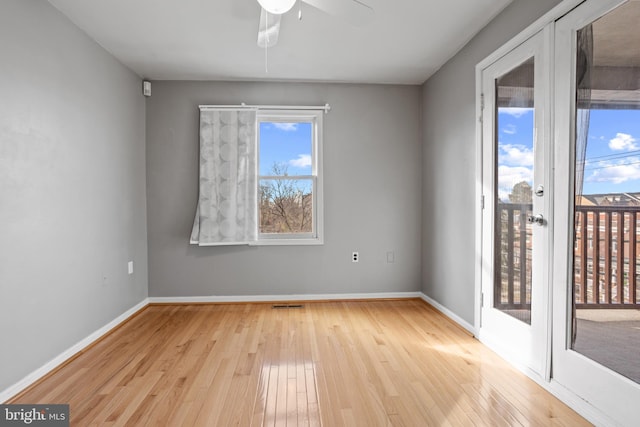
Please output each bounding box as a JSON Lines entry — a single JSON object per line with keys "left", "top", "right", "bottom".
{"left": 254, "top": 109, "right": 324, "bottom": 245}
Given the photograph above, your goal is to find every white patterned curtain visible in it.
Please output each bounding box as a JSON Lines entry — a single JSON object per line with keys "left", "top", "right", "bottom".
{"left": 190, "top": 109, "right": 257, "bottom": 245}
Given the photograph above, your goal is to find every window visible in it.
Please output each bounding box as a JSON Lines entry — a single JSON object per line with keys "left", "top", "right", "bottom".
{"left": 256, "top": 110, "right": 323, "bottom": 244}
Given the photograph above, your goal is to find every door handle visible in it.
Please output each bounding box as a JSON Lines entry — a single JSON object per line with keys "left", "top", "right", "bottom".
{"left": 527, "top": 214, "right": 545, "bottom": 226}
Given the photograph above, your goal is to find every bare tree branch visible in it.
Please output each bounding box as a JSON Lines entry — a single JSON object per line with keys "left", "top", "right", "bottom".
{"left": 259, "top": 162, "right": 312, "bottom": 234}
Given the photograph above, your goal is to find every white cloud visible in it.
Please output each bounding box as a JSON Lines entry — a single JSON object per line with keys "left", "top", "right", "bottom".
{"left": 499, "top": 107, "right": 532, "bottom": 118}
{"left": 273, "top": 123, "right": 298, "bottom": 132}
{"left": 497, "top": 165, "right": 533, "bottom": 200}
{"left": 503, "top": 124, "right": 517, "bottom": 135}
{"left": 608, "top": 133, "right": 638, "bottom": 151}
{"left": 586, "top": 158, "right": 640, "bottom": 184}
{"left": 499, "top": 143, "right": 534, "bottom": 167}
{"left": 289, "top": 154, "right": 312, "bottom": 168}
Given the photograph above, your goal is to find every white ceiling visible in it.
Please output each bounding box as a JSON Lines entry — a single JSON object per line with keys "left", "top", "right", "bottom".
{"left": 47, "top": 0, "right": 513, "bottom": 85}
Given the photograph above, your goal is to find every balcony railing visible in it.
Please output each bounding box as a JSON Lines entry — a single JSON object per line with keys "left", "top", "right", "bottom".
{"left": 495, "top": 203, "right": 532, "bottom": 311}
{"left": 496, "top": 203, "right": 640, "bottom": 310}
{"left": 574, "top": 205, "right": 640, "bottom": 309}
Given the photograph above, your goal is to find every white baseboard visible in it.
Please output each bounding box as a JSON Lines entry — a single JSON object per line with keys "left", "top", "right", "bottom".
{"left": 419, "top": 293, "right": 477, "bottom": 335}
{"left": 0, "top": 298, "right": 149, "bottom": 403}
{"left": 148, "top": 291, "right": 422, "bottom": 304}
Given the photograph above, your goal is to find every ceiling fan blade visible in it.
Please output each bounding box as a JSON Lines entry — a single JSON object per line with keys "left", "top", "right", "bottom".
{"left": 302, "top": 0, "right": 374, "bottom": 27}
{"left": 257, "top": 8, "right": 281, "bottom": 48}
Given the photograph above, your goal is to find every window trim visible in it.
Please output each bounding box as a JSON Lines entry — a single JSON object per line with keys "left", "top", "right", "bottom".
{"left": 253, "top": 109, "right": 324, "bottom": 245}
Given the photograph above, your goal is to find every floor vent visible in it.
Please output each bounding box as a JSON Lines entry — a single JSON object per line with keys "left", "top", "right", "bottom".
{"left": 272, "top": 304, "right": 304, "bottom": 309}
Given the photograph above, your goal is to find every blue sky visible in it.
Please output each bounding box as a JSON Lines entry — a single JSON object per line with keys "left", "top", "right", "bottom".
{"left": 497, "top": 107, "right": 534, "bottom": 201}
{"left": 259, "top": 122, "right": 312, "bottom": 176}
{"left": 582, "top": 109, "right": 640, "bottom": 195}
{"left": 497, "top": 107, "right": 640, "bottom": 199}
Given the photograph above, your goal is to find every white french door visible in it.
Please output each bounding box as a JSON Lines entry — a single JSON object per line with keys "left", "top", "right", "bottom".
{"left": 480, "top": 28, "right": 551, "bottom": 378}
{"left": 553, "top": 0, "right": 640, "bottom": 425}
{"left": 478, "top": 0, "right": 640, "bottom": 423}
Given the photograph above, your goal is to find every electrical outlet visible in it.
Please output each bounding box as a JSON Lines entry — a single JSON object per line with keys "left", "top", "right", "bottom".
{"left": 386, "top": 251, "right": 395, "bottom": 263}
{"left": 352, "top": 252, "right": 359, "bottom": 263}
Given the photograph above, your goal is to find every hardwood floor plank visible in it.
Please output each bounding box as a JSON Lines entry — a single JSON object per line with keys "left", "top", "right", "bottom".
{"left": 8, "top": 300, "right": 591, "bottom": 426}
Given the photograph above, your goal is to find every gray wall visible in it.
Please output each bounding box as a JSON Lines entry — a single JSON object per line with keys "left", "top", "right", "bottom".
{"left": 0, "top": 0, "right": 148, "bottom": 392}
{"left": 421, "top": 0, "right": 563, "bottom": 325}
{"left": 147, "top": 82, "right": 422, "bottom": 297}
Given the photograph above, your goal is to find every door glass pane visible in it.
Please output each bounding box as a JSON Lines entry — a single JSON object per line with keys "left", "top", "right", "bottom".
{"left": 494, "top": 58, "right": 535, "bottom": 325}
{"left": 571, "top": 1, "right": 640, "bottom": 384}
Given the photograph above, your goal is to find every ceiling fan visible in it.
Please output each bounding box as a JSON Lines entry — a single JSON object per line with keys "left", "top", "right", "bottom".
{"left": 257, "top": 0, "right": 374, "bottom": 48}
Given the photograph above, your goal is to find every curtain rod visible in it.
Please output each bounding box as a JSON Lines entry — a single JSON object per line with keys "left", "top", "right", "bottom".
{"left": 199, "top": 103, "right": 331, "bottom": 113}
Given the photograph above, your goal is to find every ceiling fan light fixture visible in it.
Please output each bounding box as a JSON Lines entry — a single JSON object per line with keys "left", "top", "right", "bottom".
{"left": 257, "top": 0, "right": 297, "bottom": 15}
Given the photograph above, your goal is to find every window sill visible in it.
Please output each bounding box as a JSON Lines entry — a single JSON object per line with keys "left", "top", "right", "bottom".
{"left": 250, "top": 238, "right": 324, "bottom": 246}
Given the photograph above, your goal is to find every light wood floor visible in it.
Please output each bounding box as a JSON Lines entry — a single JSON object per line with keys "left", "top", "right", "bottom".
{"left": 10, "top": 300, "right": 590, "bottom": 426}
